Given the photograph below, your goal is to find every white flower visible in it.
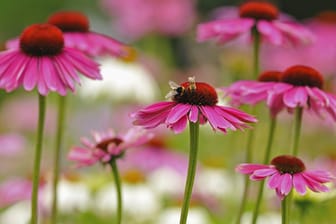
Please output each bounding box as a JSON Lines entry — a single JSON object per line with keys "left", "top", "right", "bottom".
{"left": 157, "top": 207, "right": 210, "bottom": 224}
{"left": 147, "top": 167, "right": 185, "bottom": 196}
{"left": 79, "top": 57, "right": 160, "bottom": 103}
{"left": 42, "top": 179, "right": 91, "bottom": 214}
{"left": 242, "top": 212, "right": 281, "bottom": 224}
{"left": 0, "top": 201, "right": 31, "bottom": 224}
{"left": 196, "top": 168, "right": 234, "bottom": 198}
{"left": 94, "top": 183, "right": 160, "bottom": 222}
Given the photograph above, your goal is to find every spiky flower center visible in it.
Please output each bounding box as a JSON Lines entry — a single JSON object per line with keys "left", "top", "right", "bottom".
{"left": 20, "top": 24, "right": 64, "bottom": 56}
{"left": 96, "top": 137, "right": 123, "bottom": 152}
{"left": 48, "top": 11, "right": 89, "bottom": 32}
{"left": 271, "top": 155, "right": 306, "bottom": 174}
{"left": 239, "top": 2, "right": 279, "bottom": 21}
{"left": 281, "top": 65, "right": 323, "bottom": 89}
{"left": 173, "top": 82, "right": 218, "bottom": 106}
{"left": 258, "top": 71, "right": 282, "bottom": 82}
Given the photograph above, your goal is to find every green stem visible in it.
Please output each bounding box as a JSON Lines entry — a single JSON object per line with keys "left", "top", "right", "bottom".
{"left": 110, "top": 159, "right": 122, "bottom": 224}
{"left": 235, "top": 107, "right": 257, "bottom": 224}
{"left": 291, "top": 107, "right": 303, "bottom": 156}
{"left": 179, "top": 121, "right": 199, "bottom": 224}
{"left": 31, "top": 94, "right": 46, "bottom": 224}
{"left": 235, "top": 27, "right": 260, "bottom": 224}
{"left": 51, "top": 95, "right": 66, "bottom": 224}
{"left": 252, "top": 117, "right": 277, "bottom": 224}
{"left": 282, "top": 196, "right": 289, "bottom": 224}
{"left": 252, "top": 27, "right": 260, "bottom": 79}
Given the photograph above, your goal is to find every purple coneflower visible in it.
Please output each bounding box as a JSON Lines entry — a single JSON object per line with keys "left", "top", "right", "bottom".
{"left": 0, "top": 24, "right": 101, "bottom": 96}
{"left": 236, "top": 155, "right": 333, "bottom": 199}
{"left": 197, "top": 1, "right": 313, "bottom": 46}
{"left": 0, "top": 23, "right": 101, "bottom": 224}
{"left": 224, "top": 70, "right": 283, "bottom": 117}
{"left": 7, "top": 11, "right": 133, "bottom": 60}
{"left": 68, "top": 127, "right": 153, "bottom": 167}
{"left": 133, "top": 77, "right": 256, "bottom": 224}
{"left": 68, "top": 127, "right": 152, "bottom": 224}
{"left": 133, "top": 77, "right": 257, "bottom": 134}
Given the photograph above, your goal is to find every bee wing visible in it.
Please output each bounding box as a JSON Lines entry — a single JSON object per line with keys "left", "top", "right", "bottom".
{"left": 165, "top": 90, "right": 177, "bottom": 99}
{"left": 168, "top": 81, "right": 180, "bottom": 89}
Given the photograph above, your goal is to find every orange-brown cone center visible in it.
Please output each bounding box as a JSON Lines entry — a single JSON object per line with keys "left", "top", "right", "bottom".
{"left": 20, "top": 24, "right": 64, "bottom": 56}
{"left": 281, "top": 65, "right": 324, "bottom": 89}
{"left": 48, "top": 11, "right": 89, "bottom": 32}
{"left": 271, "top": 155, "right": 305, "bottom": 174}
{"left": 173, "top": 82, "right": 218, "bottom": 106}
{"left": 258, "top": 70, "right": 282, "bottom": 82}
{"left": 239, "top": 1, "right": 279, "bottom": 21}
{"left": 96, "top": 137, "right": 123, "bottom": 152}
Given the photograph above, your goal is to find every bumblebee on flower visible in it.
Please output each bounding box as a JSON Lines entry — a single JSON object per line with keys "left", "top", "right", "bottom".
{"left": 133, "top": 76, "right": 257, "bottom": 134}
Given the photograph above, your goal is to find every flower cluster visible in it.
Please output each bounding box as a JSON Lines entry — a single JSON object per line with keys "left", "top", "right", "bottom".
{"left": 224, "top": 65, "right": 336, "bottom": 118}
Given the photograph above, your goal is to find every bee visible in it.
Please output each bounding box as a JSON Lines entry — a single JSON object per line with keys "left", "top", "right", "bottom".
{"left": 165, "top": 76, "right": 196, "bottom": 99}
{"left": 165, "top": 81, "right": 185, "bottom": 99}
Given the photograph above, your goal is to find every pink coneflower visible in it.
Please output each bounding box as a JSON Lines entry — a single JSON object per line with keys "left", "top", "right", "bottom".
{"left": 47, "top": 11, "right": 134, "bottom": 59}
{"left": 236, "top": 155, "right": 333, "bottom": 200}
{"left": 0, "top": 24, "right": 101, "bottom": 96}
{"left": 197, "top": 1, "right": 313, "bottom": 46}
{"left": 262, "top": 11, "right": 336, "bottom": 80}
{"left": 68, "top": 127, "right": 152, "bottom": 224}
{"left": 224, "top": 70, "right": 283, "bottom": 116}
{"left": 68, "top": 127, "right": 153, "bottom": 167}
{"left": 7, "top": 12, "right": 133, "bottom": 60}
{"left": 132, "top": 77, "right": 257, "bottom": 134}
{"left": 268, "top": 65, "right": 336, "bottom": 120}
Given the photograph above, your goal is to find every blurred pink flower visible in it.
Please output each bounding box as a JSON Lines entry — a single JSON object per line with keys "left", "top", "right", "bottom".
{"left": 0, "top": 24, "right": 101, "bottom": 96}
{"left": 0, "top": 178, "right": 45, "bottom": 208}
{"left": 0, "top": 134, "right": 26, "bottom": 156}
{"left": 132, "top": 77, "right": 257, "bottom": 134}
{"left": 267, "top": 65, "right": 336, "bottom": 120}
{"left": 262, "top": 11, "right": 336, "bottom": 79}
{"left": 101, "top": 0, "right": 196, "bottom": 40}
{"left": 7, "top": 12, "right": 133, "bottom": 59}
{"left": 118, "top": 135, "right": 189, "bottom": 175}
{"left": 236, "top": 155, "right": 333, "bottom": 200}
{"left": 1, "top": 97, "right": 56, "bottom": 134}
{"left": 223, "top": 71, "right": 283, "bottom": 117}
{"left": 197, "top": 1, "right": 313, "bottom": 46}
{"left": 68, "top": 127, "right": 153, "bottom": 167}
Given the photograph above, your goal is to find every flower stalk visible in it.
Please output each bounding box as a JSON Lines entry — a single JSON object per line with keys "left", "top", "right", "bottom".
{"left": 179, "top": 121, "right": 199, "bottom": 224}
{"left": 51, "top": 95, "right": 67, "bottom": 224}
{"left": 252, "top": 117, "right": 277, "bottom": 224}
{"left": 236, "top": 28, "right": 260, "bottom": 224}
{"left": 31, "top": 94, "right": 46, "bottom": 224}
{"left": 110, "top": 158, "right": 122, "bottom": 224}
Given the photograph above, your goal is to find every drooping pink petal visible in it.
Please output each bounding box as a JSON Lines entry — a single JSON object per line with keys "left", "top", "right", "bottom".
{"left": 197, "top": 18, "right": 254, "bottom": 43}
{"left": 68, "top": 147, "right": 98, "bottom": 167}
{"left": 200, "top": 106, "right": 236, "bottom": 132}
{"left": 273, "top": 21, "right": 314, "bottom": 45}
{"left": 189, "top": 105, "right": 199, "bottom": 123}
{"left": 293, "top": 173, "right": 307, "bottom": 195}
{"left": 169, "top": 115, "right": 188, "bottom": 134}
{"left": 132, "top": 102, "right": 176, "bottom": 128}
{"left": 267, "top": 172, "right": 282, "bottom": 189}
{"left": 283, "top": 87, "right": 308, "bottom": 108}
{"left": 253, "top": 168, "right": 278, "bottom": 178}
{"left": 257, "top": 21, "right": 283, "bottom": 45}
{"left": 280, "top": 173, "right": 293, "bottom": 195}
{"left": 235, "top": 163, "right": 271, "bottom": 174}
{"left": 166, "top": 103, "right": 191, "bottom": 124}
